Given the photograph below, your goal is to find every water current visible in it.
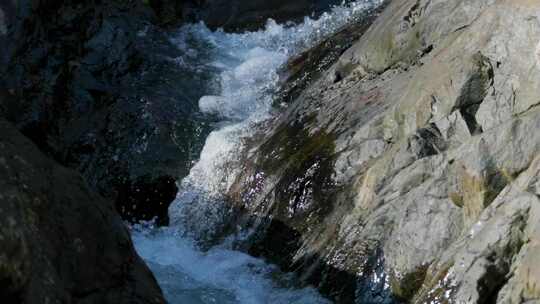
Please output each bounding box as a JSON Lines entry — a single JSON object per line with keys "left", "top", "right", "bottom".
{"left": 132, "top": 2, "right": 382, "bottom": 303}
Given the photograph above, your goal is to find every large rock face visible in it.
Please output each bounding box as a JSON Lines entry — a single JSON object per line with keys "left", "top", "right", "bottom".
{"left": 0, "top": 118, "right": 165, "bottom": 304}
{"left": 0, "top": 0, "right": 200, "bottom": 225}
{"left": 221, "top": 0, "right": 540, "bottom": 303}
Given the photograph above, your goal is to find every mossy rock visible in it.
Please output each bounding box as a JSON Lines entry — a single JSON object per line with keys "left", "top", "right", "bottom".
{"left": 390, "top": 265, "right": 429, "bottom": 301}
{"left": 261, "top": 121, "right": 337, "bottom": 230}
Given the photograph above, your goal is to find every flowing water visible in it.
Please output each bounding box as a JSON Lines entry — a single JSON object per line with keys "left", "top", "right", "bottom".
{"left": 132, "top": 1, "right": 383, "bottom": 303}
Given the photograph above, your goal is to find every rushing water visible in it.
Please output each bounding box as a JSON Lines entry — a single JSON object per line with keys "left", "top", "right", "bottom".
{"left": 132, "top": 1, "right": 383, "bottom": 303}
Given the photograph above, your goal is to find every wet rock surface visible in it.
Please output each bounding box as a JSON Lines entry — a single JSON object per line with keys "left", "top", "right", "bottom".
{"left": 0, "top": 0, "right": 349, "bottom": 226}
{"left": 221, "top": 0, "right": 540, "bottom": 303}
{"left": 3, "top": 0, "right": 540, "bottom": 303}
{"left": 2, "top": 0, "right": 378, "bottom": 302}
{"left": 0, "top": 118, "right": 165, "bottom": 304}
{"left": 275, "top": 2, "right": 388, "bottom": 107}
{"left": 1, "top": 0, "right": 360, "bottom": 302}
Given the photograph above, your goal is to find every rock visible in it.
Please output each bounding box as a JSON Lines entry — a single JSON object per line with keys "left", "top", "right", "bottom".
{"left": 4, "top": 0, "right": 540, "bottom": 302}
{"left": 415, "top": 155, "right": 540, "bottom": 303}
{"left": 150, "top": 0, "right": 347, "bottom": 32}
{"left": 275, "top": 1, "right": 388, "bottom": 106}
{"left": 148, "top": 0, "right": 201, "bottom": 26}
{"left": 0, "top": 5, "right": 6, "bottom": 36}
{"left": 0, "top": 118, "right": 165, "bottom": 304}
{"left": 0, "top": 0, "right": 14, "bottom": 68}
{"left": 197, "top": 0, "right": 346, "bottom": 32}
{"left": 0, "top": 0, "right": 212, "bottom": 225}
{"left": 212, "top": 0, "right": 540, "bottom": 302}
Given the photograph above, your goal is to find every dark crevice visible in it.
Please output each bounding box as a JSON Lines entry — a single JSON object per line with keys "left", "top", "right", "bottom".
{"left": 460, "top": 104, "right": 484, "bottom": 135}
{"left": 410, "top": 123, "right": 447, "bottom": 158}
{"left": 477, "top": 211, "right": 528, "bottom": 304}
{"left": 479, "top": 264, "right": 509, "bottom": 304}
{"left": 115, "top": 175, "right": 178, "bottom": 226}
{"left": 403, "top": 1, "right": 422, "bottom": 28}
{"left": 419, "top": 44, "right": 433, "bottom": 58}
{"left": 334, "top": 70, "right": 343, "bottom": 83}
{"left": 453, "top": 52, "right": 495, "bottom": 135}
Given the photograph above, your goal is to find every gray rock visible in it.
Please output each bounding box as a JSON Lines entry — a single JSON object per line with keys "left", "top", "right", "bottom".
{"left": 0, "top": 0, "right": 196, "bottom": 225}
{"left": 0, "top": 118, "right": 165, "bottom": 304}
{"left": 219, "top": 0, "right": 540, "bottom": 302}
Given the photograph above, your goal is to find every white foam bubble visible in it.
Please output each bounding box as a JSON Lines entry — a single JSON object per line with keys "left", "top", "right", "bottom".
{"left": 198, "top": 95, "right": 226, "bottom": 115}
{"left": 133, "top": 227, "right": 330, "bottom": 304}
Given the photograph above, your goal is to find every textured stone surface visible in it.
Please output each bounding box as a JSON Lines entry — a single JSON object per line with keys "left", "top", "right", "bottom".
{"left": 0, "top": 0, "right": 14, "bottom": 67}
{"left": 0, "top": 118, "right": 165, "bottom": 304}
{"left": 0, "top": 0, "right": 198, "bottom": 224}
{"left": 221, "top": 0, "right": 540, "bottom": 302}
{"left": 3, "top": 0, "right": 540, "bottom": 302}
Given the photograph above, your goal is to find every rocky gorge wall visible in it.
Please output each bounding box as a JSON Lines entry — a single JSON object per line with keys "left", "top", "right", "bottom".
{"left": 1, "top": 0, "right": 376, "bottom": 302}
{"left": 3, "top": 0, "right": 540, "bottom": 303}
{"left": 0, "top": 1, "right": 171, "bottom": 302}
{"left": 0, "top": 0, "right": 352, "bottom": 227}
{"left": 0, "top": 0, "right": 181, "bottom": 225}
{"left": 0, "top": 119, "right": 166, "bottom": 303}
{"left": 220, "top": 0, "right": 540, "bottom": 303}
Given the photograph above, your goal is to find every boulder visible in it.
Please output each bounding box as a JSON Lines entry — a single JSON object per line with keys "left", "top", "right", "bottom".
{"left": 0, "top": 118, "right": 165, "bottom": 304}
{"left": 0, "top": 0, "right": 210, "bottom": 225}
{"left": 208, "top": 0, "right": 540, "bottom": 302}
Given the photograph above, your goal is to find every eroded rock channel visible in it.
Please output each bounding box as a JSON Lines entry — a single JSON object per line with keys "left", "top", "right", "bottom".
{"left": 2, "top": 0, "right": 540, "bottom": 303}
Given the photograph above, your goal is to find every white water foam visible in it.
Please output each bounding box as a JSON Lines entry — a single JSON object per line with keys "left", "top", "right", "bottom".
{"left": 169, "top": 0, "right": 384, "bottom": 237}
{"left": 133, "top": 227, "right": 329, "bottom": 304}
{"left": 133, "top": 1, "right": 384, "bottom": 303}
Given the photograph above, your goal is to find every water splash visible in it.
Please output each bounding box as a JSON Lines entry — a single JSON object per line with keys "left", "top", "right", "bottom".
{"left": 133, "top": 226, "right": 330, "bottom": 304}
{"left": 133, "top": 1, "right": 384, "bottom": 303}
{"left": 169, "top": 0, "right": 384, "bottom": 240}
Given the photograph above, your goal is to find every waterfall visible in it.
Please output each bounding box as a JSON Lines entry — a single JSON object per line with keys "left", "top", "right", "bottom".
{"left": 132, "top": 1, "right": 383, "bottom": 303}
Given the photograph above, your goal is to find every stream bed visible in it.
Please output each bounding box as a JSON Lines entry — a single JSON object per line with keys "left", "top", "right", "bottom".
{"left": 131, "top": 2, "right": 382, "bottom": 303}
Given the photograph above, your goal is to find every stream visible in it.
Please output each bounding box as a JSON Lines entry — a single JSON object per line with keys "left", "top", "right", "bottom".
{"left": 131, "top": 1, "right": 382, "bottom": 303}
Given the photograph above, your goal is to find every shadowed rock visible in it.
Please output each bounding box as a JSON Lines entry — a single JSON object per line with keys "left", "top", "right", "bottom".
{"left": 150, "top": 0, "right": 347, "bottom": 31}
{"left": 0, "top": 0, "right": 210, "bottom": 225}
{"left": 0, "top": 118, "right": 165, "bottom": 304}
